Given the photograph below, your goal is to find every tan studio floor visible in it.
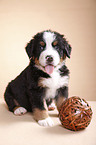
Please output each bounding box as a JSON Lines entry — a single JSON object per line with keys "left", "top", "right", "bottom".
{"left": 0, "top": 98, "right": 96, "bottom": 145}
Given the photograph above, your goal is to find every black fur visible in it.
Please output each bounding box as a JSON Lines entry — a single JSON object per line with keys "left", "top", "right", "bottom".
{"left": 4, "top": 30, "right": 72, "bottom": 117}
{"left": 52, "top": 31, "right": 72, "bottom": 58}
{"left": 4, "top": 65, "right": 50, "bottom": 112}
{"left": 25, "top": 30, "right": 72, "bottom": 60}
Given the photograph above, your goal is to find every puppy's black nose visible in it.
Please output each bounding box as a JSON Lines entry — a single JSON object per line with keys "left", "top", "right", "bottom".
{"left": 46, "top": 55, "right": 53, "bottom": 62}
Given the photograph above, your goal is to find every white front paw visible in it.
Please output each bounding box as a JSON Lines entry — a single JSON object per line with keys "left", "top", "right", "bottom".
{"left": 14, "top": 107, "right": 27, "bottom": 115}
{"left": 48, "top": 102, "right": 56, "bottom": 110}
{"left": 38, "top": 117, "right": 54, "bottom": 127}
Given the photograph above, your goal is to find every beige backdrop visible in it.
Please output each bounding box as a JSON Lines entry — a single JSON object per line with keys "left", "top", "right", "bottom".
{"left": 0, "top": 0, "right": 96, "bottom": 100}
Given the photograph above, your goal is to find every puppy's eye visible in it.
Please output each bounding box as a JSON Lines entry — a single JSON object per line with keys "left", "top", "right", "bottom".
{"left": 40, "top": 41, "right": 45, "bottom": 47}
{"left": 40, "top": 41, "right": 46, "bottom": 50}
{"left": 52, "top": 41, "right": 58, "bottom": 47}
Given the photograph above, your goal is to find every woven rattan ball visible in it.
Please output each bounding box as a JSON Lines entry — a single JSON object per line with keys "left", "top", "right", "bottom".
{"left": 59, "top": 96, "right": 93, "bottom": 131}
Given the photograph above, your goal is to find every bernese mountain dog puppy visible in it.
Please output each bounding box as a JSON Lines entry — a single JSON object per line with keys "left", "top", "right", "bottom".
{"left": 4, "top": 30, "right": 72, "bottom": 127}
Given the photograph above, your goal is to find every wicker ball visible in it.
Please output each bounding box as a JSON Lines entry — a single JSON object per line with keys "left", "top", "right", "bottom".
{"left": 59, "top": 96, "right": 93, "bottom": 131}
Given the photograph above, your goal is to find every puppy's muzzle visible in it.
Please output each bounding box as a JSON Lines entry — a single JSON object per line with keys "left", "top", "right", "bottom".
{"left": 46, "top": 55, "right": 53, "bottom": 64}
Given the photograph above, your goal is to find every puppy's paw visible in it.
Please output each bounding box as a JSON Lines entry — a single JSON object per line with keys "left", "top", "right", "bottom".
{"left": 48, "top": 102, "right": 56, "bottom": 111}
{"left": 14, "top": 107, "right": 27, "bottom": 116}
{"left": 38, "top": 117, "right": 54, "bottom": 127}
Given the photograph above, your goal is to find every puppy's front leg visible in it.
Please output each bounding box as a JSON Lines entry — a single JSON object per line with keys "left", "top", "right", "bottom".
{"left": 32, "top": 100, "right": 54, "bottom": 127}
{"left": 55, "top": 86, "right": 68, "bottom": 111}
{"left": 33, "top": 108, "right": 54, "bottom": 127}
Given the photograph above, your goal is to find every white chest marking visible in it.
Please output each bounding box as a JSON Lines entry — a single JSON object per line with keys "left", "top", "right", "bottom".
{"left": 39, "top": 71, "right": 69, "bottom": 99}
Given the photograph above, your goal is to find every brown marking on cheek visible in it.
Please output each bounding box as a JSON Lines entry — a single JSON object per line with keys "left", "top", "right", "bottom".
{"left": 33, "top": 108, "right": 48, "bottom": 121}
{"left": 35, "top": 57, "right": 39, "bottom": 65}
{"left": 63, "top": 54, "right": 66, "bottom": 59}
{"left": 60, "top": 54, "right": 66, "bottom": 62}
{"left": 60, "top": 57, "right": 63, "bottom": 63}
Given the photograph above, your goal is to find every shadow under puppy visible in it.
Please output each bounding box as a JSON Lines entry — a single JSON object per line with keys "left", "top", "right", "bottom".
{"left": 4, "top": 30, "right": 72, "bottom": 127}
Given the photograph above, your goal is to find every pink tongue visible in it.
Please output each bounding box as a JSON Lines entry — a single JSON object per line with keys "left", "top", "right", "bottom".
{"left": 45, "top": 65, "right": 54, "bottom": 74}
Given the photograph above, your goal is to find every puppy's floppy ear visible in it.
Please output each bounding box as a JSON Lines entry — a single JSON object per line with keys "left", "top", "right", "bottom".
{"left": 25, "top": 39, "right": 34, "bottom": 59}
{"left": 62, "top": 36, "right": 72, "bottom": 58}
{"left": 64, "top": 41, "right": 72, "bottom": 58}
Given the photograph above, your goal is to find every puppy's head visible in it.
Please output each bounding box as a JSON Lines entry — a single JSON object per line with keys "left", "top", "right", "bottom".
{"left": 25, "top": 30, "right": 72, "bottom": 74}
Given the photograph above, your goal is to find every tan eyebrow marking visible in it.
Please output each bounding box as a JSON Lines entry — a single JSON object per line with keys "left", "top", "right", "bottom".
{"left": 40, "top": 41, "right": 45, "bottom": 47}
{"left": 53, "top": 40, "right": 58, "bottom": 46}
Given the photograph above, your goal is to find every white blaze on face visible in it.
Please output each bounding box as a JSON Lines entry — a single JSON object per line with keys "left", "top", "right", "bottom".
{"left": 39, "top": 31, "right": 60, "bottom": 74}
